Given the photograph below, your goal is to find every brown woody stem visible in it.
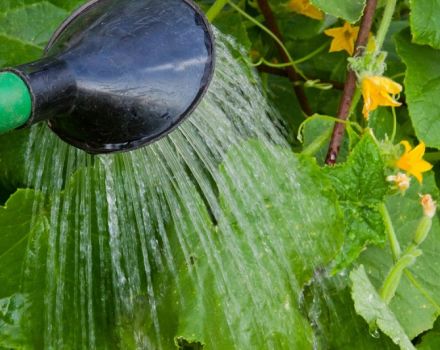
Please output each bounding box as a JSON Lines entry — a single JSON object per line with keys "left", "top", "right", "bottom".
{"left": 325, "top": 0, "right": 378, "bottom": 165}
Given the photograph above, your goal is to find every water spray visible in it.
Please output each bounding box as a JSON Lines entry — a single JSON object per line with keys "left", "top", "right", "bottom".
{"left": 0, "top": 0, "right": 215, "bottom": 154}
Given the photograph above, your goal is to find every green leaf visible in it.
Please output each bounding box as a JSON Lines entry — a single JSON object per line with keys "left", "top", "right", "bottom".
{"left": 265, "top": 74, "right": 304, "bottom": 145}
{"left": 417, "top": 331, "right": 440, "bottom": 349}
{"left": 417, "top": 318, "right": 440, "bottom": 349}
{"left": 0, "top": 294, "right": 31, "bottom": 349}
{"left": 152, "top": 140, "right": 344, "bottom": 349}
{"left": 410, "top": 0, "right": 440, "bottom": 49}
{"left": 0, "top": 2, "right": 67, "bottom": 47}
{"left": 310, "top": 0, "right": 366, "bottom": 23}
{"left": 359, "top": 173, "right": 440, "bottom": 339}
{"left": 0, "top": 189, "right": 44, "bottom": 298}
{"left": 218, "top": 140, "right": 344, "bottom": 286}
{"left": 211, "top": 9, "right": 251, "bottom": 50}
{"left": 395, "top": 29, "right": 440, "bottom": 149}
{"left": 350, "top": 265, "right": 416, "bottom": 350}
{"left": 0, "top": 129, "right": 32, "bottom": 196}
{"left": 0, "top": 2, "right": 70, "bottom": 67}
{"left": 307, "top": 275, "right": 398, "bottom": 350}
{"left": 301, "top": 116, "right": 350, "bottom": 164}
{"left": 324, "top": 134, "right": 388, "bottom": 269}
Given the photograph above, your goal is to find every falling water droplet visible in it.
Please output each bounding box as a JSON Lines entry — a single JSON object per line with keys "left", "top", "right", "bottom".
{"left": 369, "top": 324, "right": 380, "bottom": 339}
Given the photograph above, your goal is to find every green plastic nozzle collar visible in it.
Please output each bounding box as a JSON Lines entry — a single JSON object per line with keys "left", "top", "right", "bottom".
{"left": 0, "top": 72, "right": 32, "bottom": 134}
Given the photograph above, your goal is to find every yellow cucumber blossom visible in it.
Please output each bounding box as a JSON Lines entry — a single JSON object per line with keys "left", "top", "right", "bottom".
{"left": 324, "top": 22, "right": 359, "bottom": 55}
{"left": 420, "top": 194, "right": 437, "bottom": 218}
{"left": 396, "top": 141, "right": 433, "bottom": 183}
{"left": 361, "top": 76, "right": 402, "bottom": 119}
{"left": 287, "top": 0, "right": 324, "bottom": 20}
{"left": 386, "top": 172, "right": 411, "bottom": 193}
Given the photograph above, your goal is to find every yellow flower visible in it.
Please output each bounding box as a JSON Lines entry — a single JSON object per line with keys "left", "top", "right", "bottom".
{"left": 361, "top": 76, "right": 402, "bottom": 119}
{"left": 420, "top": 194, "right": 437, "bottom": 218}
{"left": 396, "top": 141, "right": 433, "bottom": 183}
{"left": 387, "top": 172, "right": 411, "bottom": 193}
{"left": 324, "top": 22, "right": 360, "bottom": 55}
{"left": 287, "top": 0, "right": 324, "bottom": 20}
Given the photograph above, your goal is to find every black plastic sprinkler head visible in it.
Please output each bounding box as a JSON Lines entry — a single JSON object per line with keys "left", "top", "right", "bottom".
{"left": 0, "top": 0, "right": 215, "bottom": 154}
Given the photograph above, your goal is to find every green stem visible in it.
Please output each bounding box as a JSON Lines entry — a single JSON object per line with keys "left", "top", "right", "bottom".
{"left": 294, "top": 42, "right": 329, "bottom": 64}
{"left": 206, "top": 0, "right": 229, "bottom": 22}
{"left": 298, "top": 114, "right": 363, "bottom": 143}
{"left": 301, "top": 128, "right": 332, "bottom": 156}
{"left": 375, "top": 0, "right": 398, "bottom": 51}
{"left": 252, "top": 42, "right": 328, "bottom": 67}
{"left": 228, "top": 1, "right": 307, "bottom": 80}
{"left": 380, "top": 247, "right": 422, "bottom": 304}
{"left": 379, "top": 202, "right": 401, "bottom": 262}
{"left": 348, "top": 88, "right": 362, "bottom": 119}
{"left": 391, "top": 106, "right": 397, "bottom": 142}
{"left": 390, "top": 72, "right": 406, "bottom": 80}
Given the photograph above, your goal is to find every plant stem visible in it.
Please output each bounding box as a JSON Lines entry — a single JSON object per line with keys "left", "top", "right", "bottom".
{"left": 206, "top": 0, "right": 229, "bottom": 22}
{"left": 379, "top": 202, "right": 401, "bottom": 262}
{"left": 325, "top": 0, "right": 378, "bottom": 165}
{"left": 391, "top": 107, "right": 397, "bottom": 142}
{"left": 380, "top": 247, "right": 422, "bottom": 304}
{"left": 294, "top": 42, "right": 329, "bottom": 64}
{"left": 375, "top": 0, "right": 398, "bottom": 51}
{"left": 228, "top": 2, "right": 306, "bottom": 80}
{"left": 255, "top": 0, "right": 312, "bottom": 116}
{"left": 257, "top": 65, "right": 345, "bottom": 90}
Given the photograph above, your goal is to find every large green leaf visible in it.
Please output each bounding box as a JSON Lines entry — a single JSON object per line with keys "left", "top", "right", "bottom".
{"left": 324, "top": 134, "right": 388, "bottom": 270}
{"left": 310, "top": 0, "right": 366, "bottom": 23}
{"left": 0, "top": 189, "right": 45, "bottom": 298}
{"left": 218, "top": 140, "right": 344, "bottom": 286}
{"left": 395, "top": 29, "right": 440, "bottom": 149}
{"left": 359, "top": 173, "right": 440, "bottom": 339}
{"left": 410, "top": 0, "right": 440, "bottom": 49}
{"left": 350, "top": 265, "right": 415, "bottom": 350}
{"left": 0, "top": 2, "right": 70, "bottom": 67}
{"left": 307, "top": 275, "right": 398, "bottom": 350}
{"left": 0, "top": 189, "right": 49, "bottom": 348}
{"left": 151, "top": 140, "right": 344, "bottom": 349}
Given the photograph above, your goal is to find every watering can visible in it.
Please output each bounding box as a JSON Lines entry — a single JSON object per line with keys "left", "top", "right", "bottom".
{"left": 0, "top": 0, "right": 215, "bottom": 154}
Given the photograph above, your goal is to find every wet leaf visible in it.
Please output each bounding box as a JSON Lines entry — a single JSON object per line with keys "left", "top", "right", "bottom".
{"left": 0, "top": 294, "right": 31, "bottom": 349}
{"left": 151, "top": 140, "right": 344, "bottom": 349}
{"left": 350, "top": 265, "right": 415, "bottom": 350}
{"left": 324, "top": 134, "right": 388, "bottom": 270}
{"left": 0, "top": 189, "right": 44, "bottom": 298}
{"left": 307, "top": 274, "right": 398, "bottom": 350}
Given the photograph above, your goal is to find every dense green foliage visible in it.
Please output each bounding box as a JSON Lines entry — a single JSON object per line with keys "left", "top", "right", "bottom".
{"left": 1, "top": 0, "right": 440, "bottom": 349}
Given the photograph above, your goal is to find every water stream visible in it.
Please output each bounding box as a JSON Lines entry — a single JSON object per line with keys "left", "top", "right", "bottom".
{"left": 3, "top": 33, "right": 340, "bottom": 349}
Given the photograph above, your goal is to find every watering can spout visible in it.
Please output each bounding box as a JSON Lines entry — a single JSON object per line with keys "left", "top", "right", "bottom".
{"left": 0, "top": 0, "right": 215, "bottom": 154}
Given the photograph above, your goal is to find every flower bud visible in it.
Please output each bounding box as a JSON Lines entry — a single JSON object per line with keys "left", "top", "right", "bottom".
{"left": 387, "top": 172, "right": 410, "bottom": 193}
{"left": 420, "top": 194, "right": 437, "bottom": 218}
